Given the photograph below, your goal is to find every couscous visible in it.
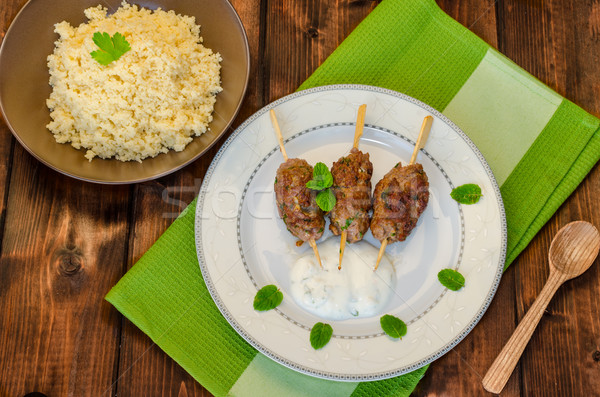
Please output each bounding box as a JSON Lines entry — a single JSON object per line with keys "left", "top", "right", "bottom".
{"left": 46, "top": 2, "right": 222, "bottom": 162}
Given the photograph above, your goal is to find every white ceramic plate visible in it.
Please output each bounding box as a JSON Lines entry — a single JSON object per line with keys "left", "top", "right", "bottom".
{"left": 195, "top": 85, "right": 506, "bottom": 381}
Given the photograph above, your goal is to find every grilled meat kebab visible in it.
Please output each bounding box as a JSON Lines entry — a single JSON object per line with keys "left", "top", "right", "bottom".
{"left": 274, "top": 158, "right": 325, "bottom": 242}
{"left": 328, "top": 148, "right": 373, "bottom": 243}
{"left": 371, "top": 162, "right": 429, "bottom": 243}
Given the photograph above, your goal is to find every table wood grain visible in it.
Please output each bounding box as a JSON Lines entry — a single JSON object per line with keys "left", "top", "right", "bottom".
{"left": 1, "top": 0, "right": 599, "bottom": 396}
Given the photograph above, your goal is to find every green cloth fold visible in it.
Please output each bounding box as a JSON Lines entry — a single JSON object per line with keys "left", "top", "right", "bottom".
{"left": 106, "top": 0, "right": 600, "bottom": 395}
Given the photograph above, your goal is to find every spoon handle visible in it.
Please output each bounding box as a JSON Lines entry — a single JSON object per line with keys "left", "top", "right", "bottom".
{"left": 482, "top": 271, "right": 567, "bottom": 394}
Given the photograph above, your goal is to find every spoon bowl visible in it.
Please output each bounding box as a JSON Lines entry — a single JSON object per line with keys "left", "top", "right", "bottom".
{"left": 549, "top": 221, "right": 600, "bottom": 278}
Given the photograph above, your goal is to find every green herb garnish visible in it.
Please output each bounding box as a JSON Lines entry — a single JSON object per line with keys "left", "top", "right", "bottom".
{"left": 306, "top": 162, "right": 333, "bottom": 190}
{"left": 316, "top": 189, "right": 336, "bottom": 212}
{"left": 437, "top": 269, "right": 465, "bottom": 291}
{"left": 450, "top": 183, "right": 482, "bottom": 204}
{"left": 341, "top": 215, "right": 356, "bottom": 231}
{"left": 253, "top": 285, "right": 283, "bottom": 311}
{"left": 310, "top": 322, "right": 333, "bottom": 349}
{"left": 306, "top": 162, "right": 336, "bottom": 211}
{"left": 380, "top": 314, "right": 407, "bottom": 339}
{"left": 91, "top": 32, "right": 131, "bottom": 65}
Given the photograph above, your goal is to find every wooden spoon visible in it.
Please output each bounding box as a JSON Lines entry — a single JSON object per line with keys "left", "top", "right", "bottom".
{"left": 482, "top": 221, "right": 600, "bottom": 394}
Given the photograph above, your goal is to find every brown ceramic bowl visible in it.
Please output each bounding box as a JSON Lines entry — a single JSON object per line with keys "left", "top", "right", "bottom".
{"left": 0, "top": 0, "right": 249, "bottom": 183}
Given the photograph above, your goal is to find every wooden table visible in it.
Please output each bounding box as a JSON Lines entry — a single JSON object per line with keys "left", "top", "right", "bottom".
{"left": 1, "top": 0, "right": 599, "bottom": 396}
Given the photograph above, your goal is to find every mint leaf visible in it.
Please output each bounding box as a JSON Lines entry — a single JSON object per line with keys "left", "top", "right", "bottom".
{"left": 438, "top": 269, "right": 465, "bottom": 291}
{"left": 316, "top": 188, "right": 336, "bottom": 212}
{"left": 253, "top": 285, "right": 283, "bottom": 311}
{"left": 91, "top": 31, "right": 131, "bottom": 65}
{"left": 313, "top": 162, "right": 333, "bottom": 187}
{"left": 305, "top": 162, "right": 335, "bottom": 211}
{"left": 306, "top": 179, "right": 325, "bottom": 190}
{"left": 310, "top": 322, "right": 333, "bottom": 349}
{"left": 380, "top": 314, "right": 407, "bottom": 339}
{"left": 306, "top": 162, "right": 333, "bottom": 191}
{"left": 450, "top": 184, "right": 482, "bottom": 204}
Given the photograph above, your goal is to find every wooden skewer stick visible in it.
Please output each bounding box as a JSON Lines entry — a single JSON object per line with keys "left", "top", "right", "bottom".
{"left": 374, "top": 115, "right": 434, "bottom": 271}
{"left": 308, "top": 239, "right": 323, "bottom": 269}
{"left": 270, "top": 109, "right": 322, "bottom": 268}
{"left": 352, "top": 104, "right": 367, "bottom": 149}
{"left": 339, "top": 104, "right": 367, "bottom": 270}
{"left": 270, "top": 109, "right": 288, "bottom": 161}
{"left": 374, "top": 239, "right": 388, "bottom": 271}
{"left": 338, "top": 233, "right": 346, "bottom": 271}
{"left": 409, "top": 116, "right": 433, "bottom": 165}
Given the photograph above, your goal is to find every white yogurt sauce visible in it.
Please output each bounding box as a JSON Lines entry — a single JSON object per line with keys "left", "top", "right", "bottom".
{"left": 289, "top": 239, "right": 395, "bottom": 320}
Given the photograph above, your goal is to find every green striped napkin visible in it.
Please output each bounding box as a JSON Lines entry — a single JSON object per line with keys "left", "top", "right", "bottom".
{"left": 106, "top": 0, "right": 600, "bottom": 396}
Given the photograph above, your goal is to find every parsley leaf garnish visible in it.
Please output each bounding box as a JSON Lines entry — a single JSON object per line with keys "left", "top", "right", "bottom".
{"left": 253, "top": 285, "right": 283, "bottom": 311}
{"left": 438, "top": 269, "right": 465, "bottom": 291}
{"left": 450, "top": 183, "right": 482, "bottom": 204}
{"left": 306, "top": 162, "right": 336, "bottom": 212}
{"left": 380, "top": 314, "right": 407, "bottom": 339}
{"left": 341, "top": 216, "right": 355, "bottom": 231}
{"left": 91, "top": 32, "right": 131, "bottom": 65}
{"left": 310, "top": 322, "right": 333, "bottom": 349}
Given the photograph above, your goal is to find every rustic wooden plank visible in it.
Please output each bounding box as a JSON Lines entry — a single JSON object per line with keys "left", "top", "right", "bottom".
{"left": 0, "top": 145, "right": 131, "bottom": 396}
{"left": 496, "top": 0, "right": 571, "bottom": 99}
{"left": 265, "top": 0, "right": 377, "bottom": 101}
{"left": 499, "top": 0, "right": 600, "bottom": 395}
{"left": 0, "top": 0, "right": 21, "bottom": 263}
{"left": 436, "top": 0, "right": 498, "bottom": 49}
{"left": 0, "top": 111, "right": 15, "bottom": 249}
{"left": 1, "top": 0, "right": 130, "bottom": 396}
{"left": 113, "top": 0, "right": 263, "bottom": 395}
{"left": 0, "top": 0, "right": 24, "bottom": 38}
